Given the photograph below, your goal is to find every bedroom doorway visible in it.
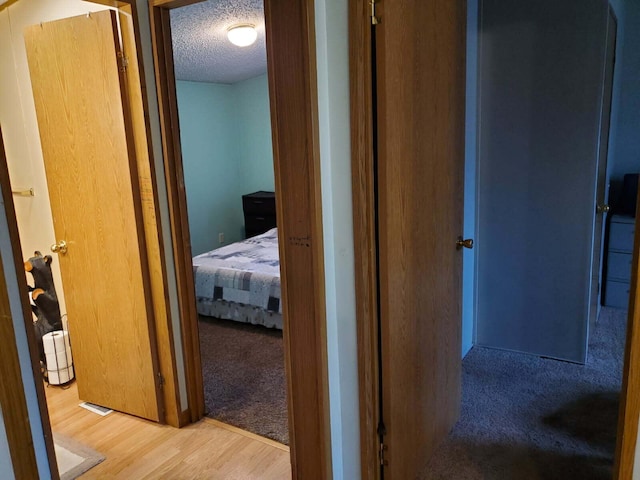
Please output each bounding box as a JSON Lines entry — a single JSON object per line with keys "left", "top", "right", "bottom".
{"left": 150, "top": 0, "right": 331, "bottom": 478}
{"left": 168, "top": 0, "right": 288, "bottom": 445}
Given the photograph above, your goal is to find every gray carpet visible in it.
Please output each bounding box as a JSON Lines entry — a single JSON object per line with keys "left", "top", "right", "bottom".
{"left": 424, "top": 307, "right": 627, "bottom": 479}
{"left": 198, "top": 316, "right": 288, "bottom": 444}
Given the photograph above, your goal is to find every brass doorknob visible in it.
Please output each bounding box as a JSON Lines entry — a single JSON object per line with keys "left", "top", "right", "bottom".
{"left": 51, "top": 240, "right": 68, "bottom": 255}
{"left": 596, "top": 204, "right": 610, "bottom": 214}
{"left": 456, "top": 237, "right": 474, "bottom": 250}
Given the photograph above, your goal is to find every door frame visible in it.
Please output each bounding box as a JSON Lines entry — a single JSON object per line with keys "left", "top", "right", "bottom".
{"left": 0, "top": 127, "right": 59, "bottom": 479}
{"left": 148, "top": 0, "right": 332, "bottom": 478}
{"left": 615, "top": 196, "right": 640, "bottom": 478}
{"left": 1, "top": 0, "right": 332, "bottom": 478}
{"left": 348, "top": 0, "right": 380, "bottom": 478}
{"left": 349, "top": 1, "right": 640, "bottom": 479}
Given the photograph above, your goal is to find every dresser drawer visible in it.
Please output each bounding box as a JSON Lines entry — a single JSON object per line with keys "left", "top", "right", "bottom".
{"left": 245, "top": 215, "right": 277, "bottom": 238}
{"left": 607, "top": 252, "right": 633, "bottom": 281}
{"left": 605, "top": 280, "right": 631, "bottom": 309}
{"left": 242, "top": 193, "right": 276, "bottom": 215}
{"left": 609, "top": 221, "right": 635, "bottom": 252}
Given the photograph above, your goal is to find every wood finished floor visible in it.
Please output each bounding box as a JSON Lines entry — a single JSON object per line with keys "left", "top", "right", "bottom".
{"left": 46, "top": 382, "right": 292, "bottom": 479}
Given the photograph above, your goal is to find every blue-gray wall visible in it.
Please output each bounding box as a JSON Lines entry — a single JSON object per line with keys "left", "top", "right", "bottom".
{"left": 607, "top": 0, "right": 626, "bottom": 192}
{"left": 235, "top": 75, "right": 275, "bottom": 194}
{"left": 176, "top": 74, "right": 274, "bottom": 255}
{"left": 462, "top": 0, "right": 479, "bottom": 358}
{"left": 608, "top": 0, "right": 640, "bottom": 185}
{"left": 176, "top": 81, "right": 244, "bottom": 254}
{"left": 0, "top": 408, "right": 14, "bottom": 479}
{"left": 475, "top": 0, "right": 608, "bottom": 362}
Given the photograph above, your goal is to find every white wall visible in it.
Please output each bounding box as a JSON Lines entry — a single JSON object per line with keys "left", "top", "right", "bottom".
{"left": 314, "top": 1, "right": 360, "bottom": 478}
{"left": 0, "top": 407, "right": 15, "bottom": 480}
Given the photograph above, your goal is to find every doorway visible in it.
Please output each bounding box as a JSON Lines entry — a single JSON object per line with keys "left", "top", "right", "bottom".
{"left": 351, "top": 0, "right": 636, "bottom": 479}
{"left": 169, "top": 0, "right": 288, "bottom": 445}
{"left": 149, "top": 0, "right": 333, "bottom": 477}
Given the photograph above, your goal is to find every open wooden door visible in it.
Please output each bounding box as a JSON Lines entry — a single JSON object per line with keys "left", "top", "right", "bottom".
{"left": 375, "top": 0, "right": 467, "bottom": 477}
{"left": 24, "top": 10, "right": 163, "bottom": 422}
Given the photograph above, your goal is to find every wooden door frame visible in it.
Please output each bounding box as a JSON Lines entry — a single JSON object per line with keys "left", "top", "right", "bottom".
{"left": 0, "top": 127, "right": 59, "bottom": 479}
{"left": 350, "top": 1, "right": 640, "bottom": 479}
{"left": 615, "top": 199, "right": 640, "bottom": 478}
{"left": 349, "top": 0, "right": 380, "bottom": 479}
{"left": 148, "top": 0, "right": 332, "bottom": 478}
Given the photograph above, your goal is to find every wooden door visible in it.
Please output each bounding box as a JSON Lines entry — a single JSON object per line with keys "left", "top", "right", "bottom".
{"left": 24, "top": 11, "right": 162, "bottom": 421}
{"left": 615, "top": 191, "right": 640, "bottom": 477}
{"left": 376, "top": 1, "right": 467, "bottom": 477}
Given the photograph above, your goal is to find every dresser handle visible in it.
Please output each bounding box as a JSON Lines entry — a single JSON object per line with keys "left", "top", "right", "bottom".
{"left": 253, "top": 200, "right": 264, "bottom": 205}
{"left": 256, "top": 216, "right": 265, "bottom": 220}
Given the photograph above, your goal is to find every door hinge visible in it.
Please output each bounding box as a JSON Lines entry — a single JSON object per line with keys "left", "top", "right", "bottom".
{"left": 377, "top": 420, "right": 387, "bottom": 465}
{"left": 117, "top": 50, "right": 129, "bottom": 72}
{"left": 379, "top": 442, "right": 388, "bottom": 466}
{"left": 370, "top": 0, "right": 380, "bottom": 25}
{"left": 157, "top": 372, "right": 165, "bottom": 388}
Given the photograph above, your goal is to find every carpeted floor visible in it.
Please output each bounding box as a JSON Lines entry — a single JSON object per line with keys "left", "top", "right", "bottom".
{"left": 198, "top": 316, "right": 288, "bottom": 444}
{"left": 423, "top": 307, "right": 627, "bottom": 480}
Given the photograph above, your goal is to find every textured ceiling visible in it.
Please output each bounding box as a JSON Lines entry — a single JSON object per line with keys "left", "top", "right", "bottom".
{"left": 170, "top": 0, "right": 267, "bottom": 85}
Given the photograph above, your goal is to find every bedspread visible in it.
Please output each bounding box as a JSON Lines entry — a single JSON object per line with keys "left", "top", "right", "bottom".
{"left": 192, "top": 228, "right": 282, "bottom": 328}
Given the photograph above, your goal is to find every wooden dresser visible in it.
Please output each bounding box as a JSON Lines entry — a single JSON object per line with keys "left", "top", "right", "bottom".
{"left": 604, "top": 214, "right": 635, "bottom": 308}
{"left": 242, "top": 191, "right": 277, "bottom": 238}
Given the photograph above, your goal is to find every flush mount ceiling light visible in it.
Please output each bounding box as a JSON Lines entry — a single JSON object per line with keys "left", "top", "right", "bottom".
{"left": 227, "top": 24, "right": 258, "bottom": 47}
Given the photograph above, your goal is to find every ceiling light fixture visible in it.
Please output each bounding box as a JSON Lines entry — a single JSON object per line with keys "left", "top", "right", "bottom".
{"left": 227, "top": 24, "right": 258, "bottom": 47}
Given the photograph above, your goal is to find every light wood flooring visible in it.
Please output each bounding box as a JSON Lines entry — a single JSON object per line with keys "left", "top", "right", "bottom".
{"left": 46, "top": 382, "right": 292, "bottom": 479}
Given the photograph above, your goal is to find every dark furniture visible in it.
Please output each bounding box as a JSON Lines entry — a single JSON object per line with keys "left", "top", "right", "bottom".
{"left": 242, "top": 191, "right": 277, "bottom": 238}
{"left": 604, "top": 214, "right": 635, "bottom": 308}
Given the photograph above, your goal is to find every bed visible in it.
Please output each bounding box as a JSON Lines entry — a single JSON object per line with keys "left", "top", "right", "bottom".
{"left": 192, "top": 228, "right": 282, "bottom": 329}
